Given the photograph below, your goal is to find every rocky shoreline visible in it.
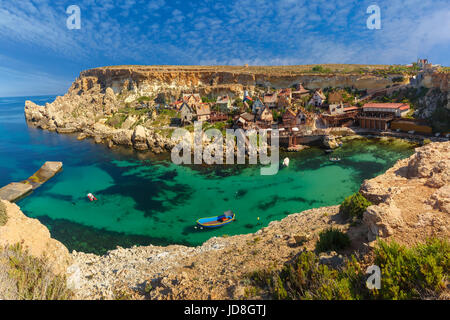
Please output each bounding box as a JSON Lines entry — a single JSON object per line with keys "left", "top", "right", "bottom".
{"left": 1, "top": 141, "right": 448, "bottom": 300}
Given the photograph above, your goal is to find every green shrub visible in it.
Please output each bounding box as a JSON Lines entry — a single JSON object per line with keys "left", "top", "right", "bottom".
{"left": 0, "top": 201, "right": 7, "bottom": 226}
{"left": 315, "top": 228, "right": 351, "bottom": 253}
{"left": 106, "top": 114, "right": 128, "bottom": 129}
{"left": 372, "top": 239, "right": 449, "bottom": 299}
{"left": 137, "top": 96, "right": 151, "bottom": 103}
{"left": 249, "top": 251, "right": 365, "bottom": 300}
{"left": 248, "top": 239, "right": 449, "bottom": 300}
{"left": 340, "top": 192, "right": 372, "bottom": 219}
{"left": 1, "top": 243, "right": 73, "bottom": 300}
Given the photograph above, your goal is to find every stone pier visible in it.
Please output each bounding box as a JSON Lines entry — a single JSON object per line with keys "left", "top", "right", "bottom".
{"left": 0, "top": 161, "right": 63, "bottom": 202}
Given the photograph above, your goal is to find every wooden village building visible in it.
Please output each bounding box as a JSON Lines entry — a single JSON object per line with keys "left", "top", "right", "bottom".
{"left": 282, "top": 108, "right": 308, "bottom": 130}
{"left": 256, "top": 106, "right": 273, "bottom": 127}
{"left": 252, "top": 97, "right": 265, "bottom": 114}
{"left": 263, "top": 93, "right": 278, "bottom": 109}
{"left": 359, "top": 103, "right": 410, "bottom": 130}
{"left": 182, "top": 94, "right": 202, "bottom": 108}
{"left": 277, "top": 88, "right": 292, "bottom": 109}
{"left": 282, "top": 108, "right": 297, "bottom": 129}
{"left": 308, "top": 89, "right": 326, "bottom": 107}
{"left": 321, "top": 105, "right": 360, "bottom": 127}
{"left": 209, "top": 111, "right": 228, "bottom": 123}
{"left": 236, "top": 112, "right": 256, "bottom": 129}
{"left": 216, "top": 95, "right": 232, "bottom": 112}
{"left": 292, "top": 83, "right": 310, "bottom": 99}
{"left": 180, "top": 103, "right": 195, "bottom": 125}
{"left": 196, "top": 103, "right": 211, "bottom": 122}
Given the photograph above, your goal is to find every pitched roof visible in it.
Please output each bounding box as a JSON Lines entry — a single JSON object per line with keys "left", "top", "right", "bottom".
{"left": 216, "top": 95, "right": 230, "bottom": 104}
{"left": 328, "top": 92, "right": 343, "bottom": 104}
{"left": 363, "top": 103, "right": 410, "bottom": 110}
{"left": 180, "top": 102, "right": 194, "bottom": 113}
{"left": 314, "top": 89, "right": 326, "bottom": 100}
{"left": 278, "top": 88, "right": 291, "bottom": 97}
{"left": 264, "top": 93, "right": 277, "bottom": 103}
{"left": 293, "top": 83, "right": 310, "bottom": 93}
{"left": 182, "top": 94, "right": 201, "bottom": 104}
{"left": 196, "top": 103, "right": 211, "bottom": 116}
{"left": 240, "top": 112, "right": 255, "bottom": 122}
{"left": 283, "top": 108, "right": 297, "bottom": 118}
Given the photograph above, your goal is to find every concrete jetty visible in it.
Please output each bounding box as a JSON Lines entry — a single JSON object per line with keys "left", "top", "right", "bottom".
{"left": 0, "top": 161, "right": 63, "bottom": 202}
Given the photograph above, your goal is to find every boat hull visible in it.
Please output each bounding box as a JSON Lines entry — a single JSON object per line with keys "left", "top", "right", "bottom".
{"left": 197, "top": 213, "right": 235, "bottom": 228}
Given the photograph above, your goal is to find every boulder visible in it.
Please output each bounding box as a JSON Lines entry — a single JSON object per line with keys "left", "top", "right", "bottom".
{"left": 319, "top": 251, "right": 344, "bottom": 268}
{"left": 428, "top": 185, "right": 450, "bottom": 213}
{"left": 112, "top": 130, "right": 133, "bottom": 146}
{"left": 132, "top": 126, "right": 148, "bottom": 151}
{"left": 363, "top": 202, "right": 404, "bottom": 242}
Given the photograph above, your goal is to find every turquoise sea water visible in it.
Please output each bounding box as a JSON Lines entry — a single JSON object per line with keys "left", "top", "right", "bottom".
{"left": 0, "top": 96, "right": 417, "bottom": 254}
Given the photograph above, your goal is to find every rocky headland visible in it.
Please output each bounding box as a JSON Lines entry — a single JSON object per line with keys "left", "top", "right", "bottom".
{"left": 24, "top": 65, "right": 449, "bottom": 153}
{"left": 1, "top": 141, "right": 448, "bottom": 300}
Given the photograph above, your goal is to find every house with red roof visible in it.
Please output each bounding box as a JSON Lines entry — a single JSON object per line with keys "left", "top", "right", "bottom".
{"left": 359, "top": 103, "right": 410, "bottom": 130}
{"left": 362, "top": 103, "right": 410, "bottom": 117}
{"left": 263, "top": 92, "right": 278, "bottom": 109}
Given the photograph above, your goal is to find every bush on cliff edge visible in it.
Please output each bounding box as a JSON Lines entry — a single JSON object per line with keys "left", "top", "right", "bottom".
{"left": 0, "top": 201, "right": 7, "bottom": 226}
{"left": 340, "top": 192, "right": 372, "bottom": 220}
{"left": 315, "top": 228, "right": 351, "bottom": 253}
{"left": 248, "top": 239, "right": 450, "bottom": 300}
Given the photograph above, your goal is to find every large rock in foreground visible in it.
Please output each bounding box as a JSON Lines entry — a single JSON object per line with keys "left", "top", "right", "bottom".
{"left": 361, "top": 141, "right": 450, "bottom": 244}
{"left": 0, "top": 200, "right": 71, "bottom": 274}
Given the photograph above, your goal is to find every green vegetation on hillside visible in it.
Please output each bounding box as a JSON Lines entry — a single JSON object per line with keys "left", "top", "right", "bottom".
{"left": 339, "top": 192, "right": 372, "bottom": 220}
{"left": 0, "top": 244, "right": 73, "bottom": 300}
{"left": 315, "top": 228, "right": 351, "bottom": 253}
{"left": 247, "top": 239, "right": 449, "bottom": 300}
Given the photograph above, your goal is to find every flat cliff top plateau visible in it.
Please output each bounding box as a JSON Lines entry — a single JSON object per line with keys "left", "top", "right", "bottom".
{"left": 83, "top": 64, "right": 398, "bottom": 76}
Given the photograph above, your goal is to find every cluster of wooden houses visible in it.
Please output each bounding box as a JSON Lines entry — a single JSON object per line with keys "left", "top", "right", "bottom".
{"left": 166, "top": 84, "right": 425, "bottom": 135}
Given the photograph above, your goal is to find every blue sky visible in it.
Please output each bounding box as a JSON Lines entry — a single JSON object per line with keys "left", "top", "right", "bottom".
{"left": 0, "top": 0, "right": 449, "bottom": 97}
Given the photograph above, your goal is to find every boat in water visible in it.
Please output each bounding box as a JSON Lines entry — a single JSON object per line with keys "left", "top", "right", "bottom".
{"left": 329, "top": 157, "right": 341, "bottom": 162}
{"left": 197, "top": 210, "right": 235, "bottom": 228}
{"left": 283, "top": 157, "right": 290, "bottom": 167}
{"left": 87, "top": 193, "right": 98, "bottom": 201}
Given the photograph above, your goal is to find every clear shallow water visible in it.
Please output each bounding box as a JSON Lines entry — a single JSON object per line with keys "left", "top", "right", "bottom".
{"left": 0, "top": 96, "right": 417, "bottom": 254}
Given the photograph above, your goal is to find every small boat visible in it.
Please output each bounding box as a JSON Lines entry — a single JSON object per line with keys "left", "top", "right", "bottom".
{"left": 197, "top": 210, "right": 235, "bottom": 229}
{"left": 87, "top": 193, "right": 97, "bottom": 201}
{"left": 329, "top": 157, "right": 341, "bottom": 162}
{"left": 283, "top": 157, "right": 290, "bottom": 167}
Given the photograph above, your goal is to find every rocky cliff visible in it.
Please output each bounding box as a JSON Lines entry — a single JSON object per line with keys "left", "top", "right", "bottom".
{"left": 24, "top": 65, "right": 415, "bottom": 152}
{"left": 0, "top": 200, "right": 71, "bottom": 274}
{"left": 361, "top": 141, "right": 449, "bottom": 245}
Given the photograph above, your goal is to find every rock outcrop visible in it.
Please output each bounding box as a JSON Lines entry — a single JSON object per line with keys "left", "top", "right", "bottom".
{"left": 361, "top": 141, "right": 450, "bottom": 244}
{"left": 0, "top": 200, "right": 71, "bottom": 274}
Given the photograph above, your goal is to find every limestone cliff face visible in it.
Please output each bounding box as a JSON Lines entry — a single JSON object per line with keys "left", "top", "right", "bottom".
{"left": 420, "top": 70, "right": 449, "bottom": 92}
{"left": 76, "top": 65, "right": 405, "bottom": 99}
{"left": 361, "top": 141, "right": 450, "bottom": 245}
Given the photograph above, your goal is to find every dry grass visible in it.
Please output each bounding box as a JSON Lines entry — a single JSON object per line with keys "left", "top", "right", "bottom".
{"left": 0, "top": 201, "right": 7, "bottom": 226}
{"left": 86, "top": 64, "right": 396, "bottom": 76}
{"left": 0, "top": 243, "right": 73, "bottom": 300}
